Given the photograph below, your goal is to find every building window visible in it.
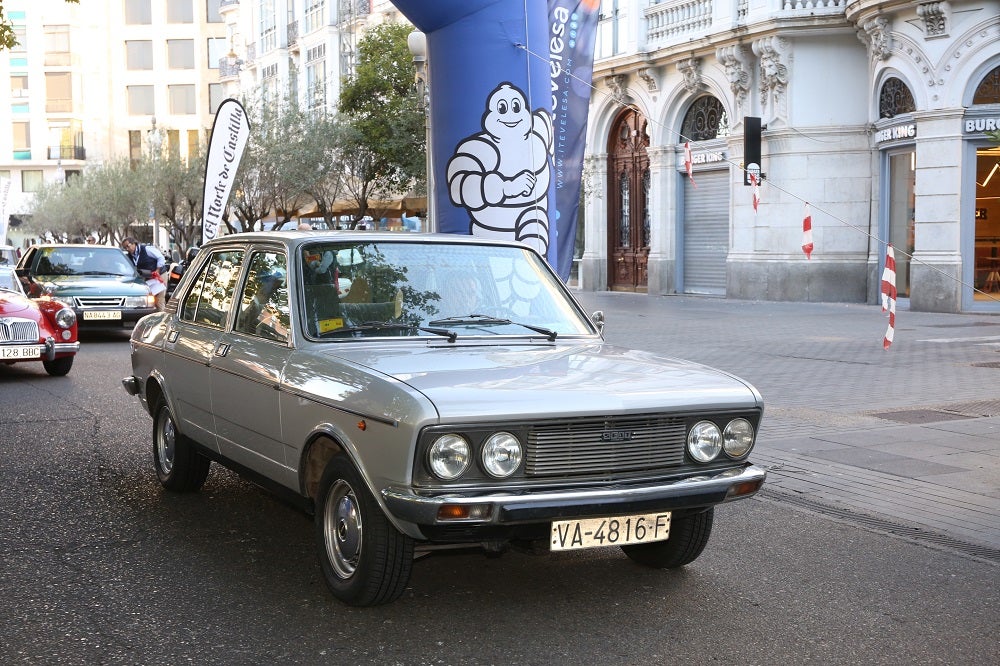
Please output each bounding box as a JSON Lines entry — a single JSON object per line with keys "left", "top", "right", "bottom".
{"left": 13, "top": 122, "right": 31, "bottom": 154}
{"left": 209, "top": 82, "right": 224, "bottom": 114}
{"left": 11, "top": 75, "right": 29, "bottom": 99}
{"left": 681, "top": 96, "right": 727, "bottom": 142}
{"left": 167, "top": 0, "right": 194, "bottom": 23}
{"left": 127, "top": 85, "right": 155, "bottom": 115}
{"left": 207, "top": 37, "right": 226, "bottom": 69}
{"left": 126, "top": 40, "right": 154, "bottom": 70}
{"left": 43, "top": 25, "right": 71, "bottom": 66}
{"left": 167, "top": 39, "right": 195, "bottom": 69}
{"left": 304, "top": 1, "right": 325, "bottom": 34}
{"left": 973, "top": 65, "right": 1000, "bottom": 104}
{"left": 259, "top": 0, "right": 277, "bottom": 53}
{"left": 168, "top": 84, "right": 196, "bottom": 114}
{"left": 167, "top": 129, "right": 181, "bottom": 158}
{"left": 45, "top": 72, "right": 72, "bottom": 113}
{"left": 879, "top": 77, "right": 916, "bottom": 118}
{"left": 306, "top": 60, "right": 326, "bottom": 110}
{"left": 125, "top": 0, "right": 152, "bottom": 25}
{"left": 11, "top": 26, "right": 27, "bottom": 52}
{"left": 207, "top": 0, "right": 222, "bottom": 23}
{"left": 187, "top": 130, "right": 200, "bottom": 159}
{"left": 129, "top": 130, "right": 143, "bottom": 165}
{"left": 22, "top": 170, "right": 44, "bottom": 193}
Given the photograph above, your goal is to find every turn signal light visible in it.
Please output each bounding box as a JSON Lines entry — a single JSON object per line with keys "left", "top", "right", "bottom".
{"left": 726, "top": 479, "right": 764, "bottom": 499}
{"left": 436, "top": 504, "right": 491, "bottom": 522}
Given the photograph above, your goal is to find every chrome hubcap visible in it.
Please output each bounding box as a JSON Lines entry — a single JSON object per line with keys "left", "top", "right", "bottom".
{"left": 324, "top": 480, "right": 362, "bottom": 579}
{"left": 157, "top": 410, "right": 176, "bottom": 474}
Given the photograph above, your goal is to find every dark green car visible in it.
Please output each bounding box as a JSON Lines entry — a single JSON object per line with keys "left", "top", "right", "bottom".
{"left": 16, "top": 244, "right": 156, "bottom": 328}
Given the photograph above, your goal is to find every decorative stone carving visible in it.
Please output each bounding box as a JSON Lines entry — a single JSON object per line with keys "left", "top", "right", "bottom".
{"left": 605, "top": 74, "right": 629, "bottom": 106}
{"left": 677, "top": 57, "right": 704, "bottom": 95}
{"left": 717, "top": 44, "right": 752, "bottom": 118}
{"left": 862, "top": 17, "right": 893, "bottom": 61}
{"left": 916, "top": 2, "right": 949, "bottom": 38}
{"left": 637, "top": 67, "right": 659, "bottom": 93}
{"left": 752, "top": 36, "right": 789, "bottom": 125}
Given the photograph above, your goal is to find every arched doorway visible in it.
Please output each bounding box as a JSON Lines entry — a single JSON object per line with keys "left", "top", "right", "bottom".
{"left": 607, "top": 108, "right": 650, "bottom": 292}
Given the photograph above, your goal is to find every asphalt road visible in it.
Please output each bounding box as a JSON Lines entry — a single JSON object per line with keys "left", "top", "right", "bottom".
{"left": 1, "top": 327, "right": 997, "bottom": 665}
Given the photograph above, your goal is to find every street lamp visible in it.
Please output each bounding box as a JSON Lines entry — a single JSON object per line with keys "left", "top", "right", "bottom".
{"left": 407, "top": 30, "right": 434, "bottom": 231}
{"left": 147, "top": 117, "right": 164, "bottom": 248}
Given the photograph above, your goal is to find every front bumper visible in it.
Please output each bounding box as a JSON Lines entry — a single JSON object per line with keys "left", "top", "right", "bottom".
{"left": 2, "top": 339, "right": 80, "bottom": 361}
{"left": 382, "top": 464, "right": 766, "bottom": 532}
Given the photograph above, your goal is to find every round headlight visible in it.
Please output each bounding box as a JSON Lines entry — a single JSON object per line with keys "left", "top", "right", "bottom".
{"left": 428, "top": 434, "right": 471, "bottom": 480}
{"left": 723, "top": 419, "right": 755, "bottom": 458}
{"left": 481, "top": 432, "right": 522, "bottom": 478}
{"left": 687, "top": 421, "right": 722, "bottom": 463}
{"left": 55, "top": 307, "right": 77, "bottom": 330}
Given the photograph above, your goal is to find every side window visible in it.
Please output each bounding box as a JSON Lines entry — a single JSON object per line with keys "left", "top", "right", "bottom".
{"left": 180, "top": 250, "right": 245, "bottom": 328}
{"left": 235, "top": 251, "right": 289, "bottom": 343}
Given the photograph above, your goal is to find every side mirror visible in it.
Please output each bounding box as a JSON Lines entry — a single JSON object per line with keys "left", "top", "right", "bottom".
{"left": 591, "top": 310, "right": 605, "bottom": 334}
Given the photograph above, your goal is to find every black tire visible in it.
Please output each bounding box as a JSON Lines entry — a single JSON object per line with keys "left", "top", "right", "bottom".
{"left": 621, "top": 508, "right": 714, "bottom": 568}
{"left": 42, "top": 356, "right": 73, "bottom": 376}
{"left": 315, "top": 455, "right": 414, "bottom": 606}
{"left": 152, "top": 397, "right": 210, "bottom": 492}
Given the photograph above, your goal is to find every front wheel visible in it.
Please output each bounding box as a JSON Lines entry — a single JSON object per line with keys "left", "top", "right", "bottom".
{"left": 315, "top": 455, "right": 414, "bottom": 606}
{"left": 152, "top": 397, "right": 210, "bottom": 492}
{"left": 621, "top": 508, "right": 714, "bottom": 568}
{"left": 43, "top": 356, "right": 74, "bottom": 376}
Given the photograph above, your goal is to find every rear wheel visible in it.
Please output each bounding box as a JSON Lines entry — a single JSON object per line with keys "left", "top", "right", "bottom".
{"left": 42, "top": 356, "right": 74, "bottom": 376}
{"left": 315, "top": 455, "right": 414, "bottom": 606}
{"left": 621, "top": 508, "right": 714, "bottom": 568}
{"left": 152, "top": 397, "right": 210, "bottom": 492}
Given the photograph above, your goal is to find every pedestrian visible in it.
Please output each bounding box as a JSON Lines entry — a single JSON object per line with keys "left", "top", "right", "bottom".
{"left": 121, "top": 236, "right": 167, "bottom": 311}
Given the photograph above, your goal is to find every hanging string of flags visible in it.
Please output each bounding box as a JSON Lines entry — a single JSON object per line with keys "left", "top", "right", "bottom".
{"left": 881, "top": 244, "right": 897, "bottom": 349}
{"left": 802, "top": 204, "right": 813, "bottom": 259}
{"left": 684, "top": 142, "right": 697, "bottom": 188}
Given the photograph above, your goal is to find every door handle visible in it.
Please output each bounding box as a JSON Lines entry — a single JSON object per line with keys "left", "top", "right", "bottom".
{"left": 214, "top": 343, "right": 230, "bottom": 357}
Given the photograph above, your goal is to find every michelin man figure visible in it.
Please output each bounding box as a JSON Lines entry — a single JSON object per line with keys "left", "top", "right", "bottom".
{"left": 446, "top": 82, "right": 553, "bottom": 254}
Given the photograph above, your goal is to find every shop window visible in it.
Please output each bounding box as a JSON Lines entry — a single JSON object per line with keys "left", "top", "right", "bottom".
{"left": 972, "top": 65, "right": 1000, "bottom": 104}
{"left": 879, "top": 78, "right": 916, "bottom": 118}
{"left": 681, "top": 96, "right": 728, "bottom": 142}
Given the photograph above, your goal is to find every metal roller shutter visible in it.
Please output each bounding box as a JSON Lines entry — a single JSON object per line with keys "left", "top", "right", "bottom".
{"left": 682, "top": 170, "right": 729, "bottom": 295}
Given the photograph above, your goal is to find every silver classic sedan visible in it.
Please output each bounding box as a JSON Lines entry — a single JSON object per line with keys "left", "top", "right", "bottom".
{"left": 122, "top": 231, "right": 765, "bottom": 606}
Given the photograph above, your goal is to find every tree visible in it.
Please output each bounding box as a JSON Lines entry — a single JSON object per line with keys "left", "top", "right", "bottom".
{"left": 338, "top": 22, "right": 425, "bottom": 218}
{"left": 149, "top": 146, "right": 205, "bottom": 256}
{"left": 1, "top": 1, "right": 78, "bottom": 51}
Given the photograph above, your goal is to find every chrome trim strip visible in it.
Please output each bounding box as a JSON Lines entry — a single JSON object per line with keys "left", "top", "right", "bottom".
{"left": 382, "top": 464, "right": 767, "bottom": 525}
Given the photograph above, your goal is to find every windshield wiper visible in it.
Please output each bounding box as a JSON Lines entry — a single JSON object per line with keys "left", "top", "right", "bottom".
{"left": 78, "top": 271, "right": 123, "bottom": 276}
{"left": 428, "top": 314, "right": 557, "bottom": 341}
{"left": 322, "top": 321, "right": 457, "bottom": 342}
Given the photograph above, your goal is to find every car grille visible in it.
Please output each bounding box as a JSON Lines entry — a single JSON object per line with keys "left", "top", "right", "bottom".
{"left": 525, "top": 414, "right": 687, "bottom": 477}
{"left": 0, "top": 318, "right": 40, "bottom": 343}
{"left": 75, "top": 296, "right": 125, "bottom": 308}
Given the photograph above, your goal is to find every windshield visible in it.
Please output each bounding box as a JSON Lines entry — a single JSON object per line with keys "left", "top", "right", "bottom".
{"left": 299, "top": 241, "right": 595, "bottom": 340}
{"left": 0, "top": 267, "right": 25, "bottom": 295}
{"left": 34, "top": 247, "right": 138, "bottom": 277}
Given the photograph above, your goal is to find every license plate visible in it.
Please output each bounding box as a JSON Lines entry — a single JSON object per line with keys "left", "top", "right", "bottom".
{"left": 1, "top": 345, "right": 41, "bottom": 359}
{"left": 551, "top": 512, "right": 671, "bottom": 551}
{"left": 83, "top": 310, "right": 122, "bottom": 320}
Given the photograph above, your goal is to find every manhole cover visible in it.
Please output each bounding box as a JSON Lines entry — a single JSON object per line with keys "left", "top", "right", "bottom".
{"left": 870, "top": 409, "right": 974, "bottom": 424}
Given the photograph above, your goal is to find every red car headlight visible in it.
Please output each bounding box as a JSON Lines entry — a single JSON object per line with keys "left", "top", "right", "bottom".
{"left": 55, "top": 307, "right": 77, "bottom": 329}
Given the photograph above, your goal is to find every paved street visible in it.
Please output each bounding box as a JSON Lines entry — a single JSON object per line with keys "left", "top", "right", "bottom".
{"left": 574, "top": 291, "right": 1000, "bottom": 560}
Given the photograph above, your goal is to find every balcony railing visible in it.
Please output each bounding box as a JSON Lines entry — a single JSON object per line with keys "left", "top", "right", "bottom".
{"left": 219, "top": 56, "right": 242, "bottom": 80}
{"left": 643, "top": 0, "right": 847, "bottom": 51}
{"left": 219, "top": 0, "right": 239, "bottom": 10}
{"left": 48, "top": 145, "right": 86, "bottom": 160}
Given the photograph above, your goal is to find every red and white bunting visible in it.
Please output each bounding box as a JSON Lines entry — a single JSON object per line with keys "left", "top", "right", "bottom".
{"left": 802, "top": 204, "right": 814, "bottom": 259}
{"left": 880, "top": 244, "right": 897, "bottom": 349}
{"left": 750, "top": 172, "right": 760, "bottom": 213}
{"left": 684, "top": 141, "right": 697, "bottom": 187}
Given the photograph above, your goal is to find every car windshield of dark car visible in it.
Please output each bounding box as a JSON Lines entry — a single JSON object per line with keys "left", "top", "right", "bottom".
{"left": 300, "top": 241, "right": 595, "bottom": 340}
{"left": 36, "top": 247, "right": 137, "bottom": 277}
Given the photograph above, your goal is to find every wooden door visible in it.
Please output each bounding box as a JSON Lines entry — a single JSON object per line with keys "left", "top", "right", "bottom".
{"left": 608, "top": 109, "right": 650, "bottom": 292}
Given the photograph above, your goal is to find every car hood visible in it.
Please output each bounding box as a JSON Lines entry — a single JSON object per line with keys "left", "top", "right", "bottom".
{"left": 326, "top": 341, "right": 762, "bottom": 419}
{"left": 0, "top": 290, "right": 37, "bottom": 317}
{"left": 34, "top": 275, "right": 148, "bottom": 295}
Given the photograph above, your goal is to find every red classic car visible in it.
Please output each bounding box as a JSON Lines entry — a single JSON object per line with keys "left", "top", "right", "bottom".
{"left": 0, "top": 266, "right": 80, "bottom": 376}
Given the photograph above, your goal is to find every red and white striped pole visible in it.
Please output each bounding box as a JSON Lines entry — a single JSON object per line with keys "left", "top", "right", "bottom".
{"left": 881, "top": 244, "right": 897, "bottom": 349}
{"left": 802, "top": 204, "right": 814, "bottom": 259}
